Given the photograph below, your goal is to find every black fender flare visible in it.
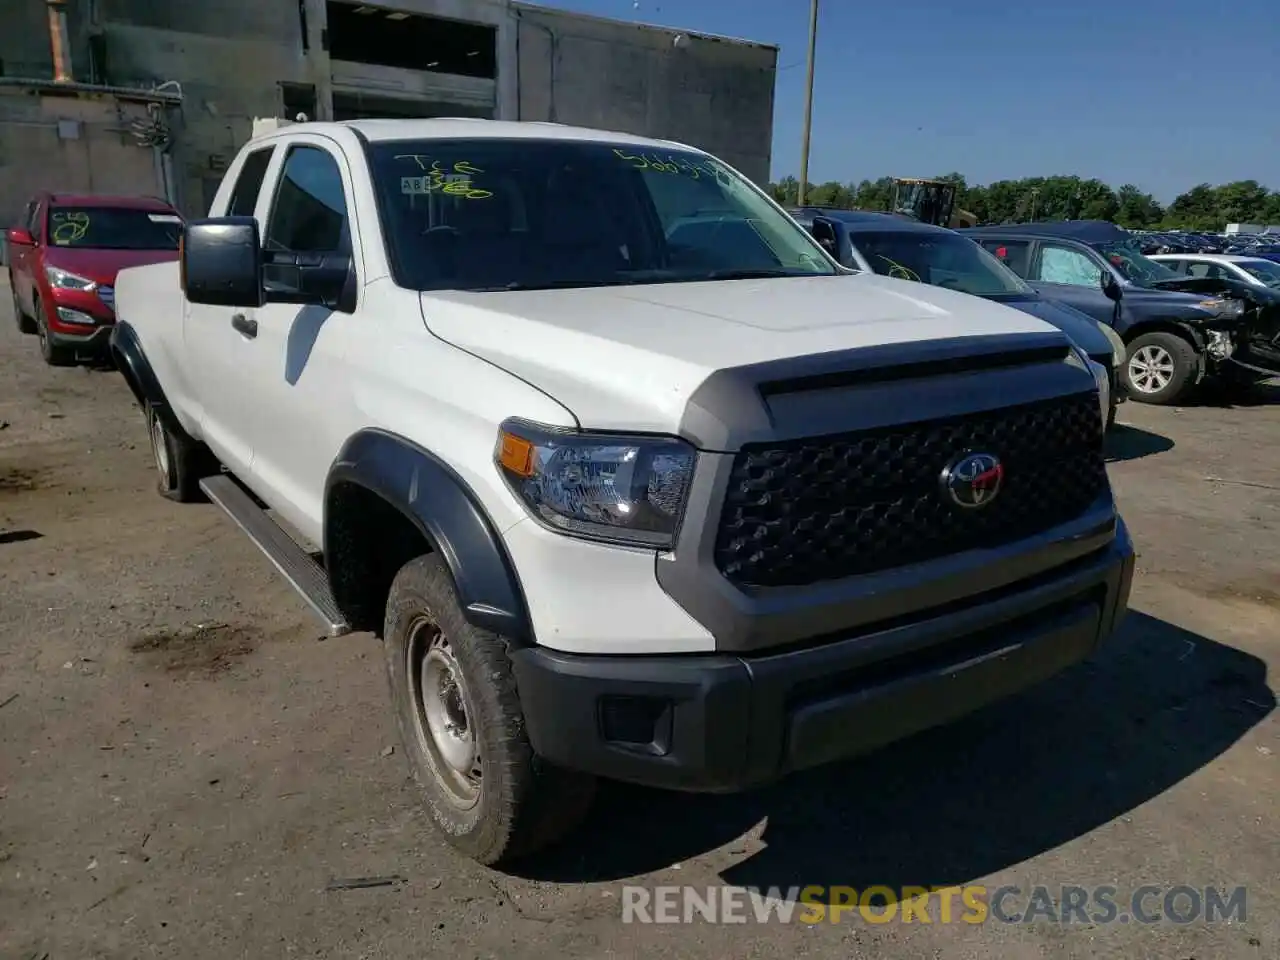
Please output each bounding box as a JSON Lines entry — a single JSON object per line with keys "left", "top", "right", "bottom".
{"left": 109, "top": 320, "right": 193, "bottom": 440}
{"left": 324, "top": 428, "right": 532, "bottom": 643}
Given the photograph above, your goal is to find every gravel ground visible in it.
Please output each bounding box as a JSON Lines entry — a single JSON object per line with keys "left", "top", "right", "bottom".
{"left": 0, "top": 278, "right": 1276, "bottom": 959}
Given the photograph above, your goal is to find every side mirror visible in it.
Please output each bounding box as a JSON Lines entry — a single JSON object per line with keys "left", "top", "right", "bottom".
{"left": 6, "top": 227, "right": 35, "bottom": 247}
{"left": 1100, "top": 270, "right": 1122, "bottom": 302}
{"left": 182, "top": 217, "right": 265, "bottom": 308}
{"left": 263, "top": 250, "right": 357, "bottom": 314}
{"left": 811, "top": 217, "right": 846, "bottom": 265}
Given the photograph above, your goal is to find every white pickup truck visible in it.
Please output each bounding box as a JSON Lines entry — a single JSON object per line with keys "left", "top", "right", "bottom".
{"left": 110, "top": 118, "right": 1134, "bottom": 865}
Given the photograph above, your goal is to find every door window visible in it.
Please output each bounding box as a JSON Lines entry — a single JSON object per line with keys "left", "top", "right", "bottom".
{"left": 265, "top": 145, "right": 350, "bottom": 252}
{"left": 1035, "top": 244, "right": 1102, "bottom": 286}
{"left": 26, "top": 201, "right": 44, "bottom": 242}
{"left": 978, "top": 239, "right": 1031, "bottom": 277}
{"left": 1186, "top": 261, "right": 1232, "bottom": 280}
{"left": 226, "top": 147, "right": 275, "bottom": 217}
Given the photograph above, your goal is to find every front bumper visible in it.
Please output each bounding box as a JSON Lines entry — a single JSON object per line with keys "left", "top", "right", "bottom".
{"left": 46, "top": 321, "right": 114, "bottom": 356}
{"left": 512, "top": 518, "right": 1135, "bottom": 793}
{"left": 41, "top": 288, "right": 115, "bottom": 355}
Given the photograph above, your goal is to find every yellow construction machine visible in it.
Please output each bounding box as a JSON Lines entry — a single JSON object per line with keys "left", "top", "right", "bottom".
{"left": 890, "top": 177, "right": 978, "bottom": 228}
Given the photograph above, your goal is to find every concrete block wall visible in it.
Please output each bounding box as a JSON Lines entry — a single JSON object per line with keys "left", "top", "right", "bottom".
{"left": 513, "top": 4, "right": 777, "bottom": 184}
{"left": 1, "top": 0, "right": 778, "bottom": 218}
{"left": 91, "top": 0, "right": 312, "bottom": 215}
{"left": 0, "top": 89, "right": 162, "bottom": 231}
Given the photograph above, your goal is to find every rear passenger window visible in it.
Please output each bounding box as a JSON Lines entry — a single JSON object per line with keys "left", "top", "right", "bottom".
{"left": 226, "top": 147, "right": 275, "bottom": 217}
{"left": 264, "top": 145, "right": 349, "bottom": 253}
{"left": 26, "top": 201, "right": 43, "bottom": 241}
{"left": 980, "top": 239, "right": 1030, "bottom": 277}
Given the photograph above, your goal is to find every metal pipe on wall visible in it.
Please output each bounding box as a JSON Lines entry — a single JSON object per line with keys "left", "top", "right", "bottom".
{"left": 46, "top": 0, "right": 73, "bottom": 82}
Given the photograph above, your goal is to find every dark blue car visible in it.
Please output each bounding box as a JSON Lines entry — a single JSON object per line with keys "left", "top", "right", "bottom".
{"left": 962, "top": 220, "right": 1280, "bottom": 404}
{"left": 790, "top": 208, "right": 1124, "bottom": 426}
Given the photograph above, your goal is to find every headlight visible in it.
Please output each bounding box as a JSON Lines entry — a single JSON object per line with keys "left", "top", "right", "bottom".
{"left": 495, "top": 420, "right": 695, "bottom": 548}
{"left": 1196, "top": 298, "right": 1245, "bottom": 319}
{"left": 45, "top": 265, "right": 96, "bottom": 291}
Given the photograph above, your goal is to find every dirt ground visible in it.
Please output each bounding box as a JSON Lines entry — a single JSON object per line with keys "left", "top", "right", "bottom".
{"left": 0, "top": 278, "right": 1276, "bottom": 960}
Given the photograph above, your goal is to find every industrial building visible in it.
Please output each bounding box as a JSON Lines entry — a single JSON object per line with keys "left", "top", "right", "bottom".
{"left": 0, "top": 0, "right": 778, "bottom": 226}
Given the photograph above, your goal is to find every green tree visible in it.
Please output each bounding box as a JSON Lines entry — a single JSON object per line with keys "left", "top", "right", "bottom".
{"left": 764, "top": 172, "right": 1278, "bottom": 229}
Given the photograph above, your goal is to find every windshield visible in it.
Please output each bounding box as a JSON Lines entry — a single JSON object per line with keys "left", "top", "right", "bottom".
{"left": 47, "top": 207, "right": 181, "bottom": 250}
{"left": 1094, "top": 238, "right": 1179, "bottom": 285}
{"left": 1239, "top": 259, "right": 1280, "bottom": 287}
{"left": 851, "top": 230, "right": 1029, "bottom": 296}
{"left": 366, "top": 139, "right": 837, "bottom": 291}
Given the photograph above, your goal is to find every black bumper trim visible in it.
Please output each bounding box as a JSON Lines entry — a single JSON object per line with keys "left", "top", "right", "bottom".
{"left": 512, "top": 520, "right": 1134, "bottom": 793}
{"left": 48, "top": 323, "right": 113, "bottom": 351}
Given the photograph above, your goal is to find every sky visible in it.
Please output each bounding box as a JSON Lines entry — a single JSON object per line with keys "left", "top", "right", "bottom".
{"left": 537, "top": 0, "right": 1280, "bottom": 202}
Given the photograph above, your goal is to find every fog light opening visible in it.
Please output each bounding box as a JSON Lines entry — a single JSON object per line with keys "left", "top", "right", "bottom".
{"left": 599, "top": 695, "right": 674, "bottom": 755}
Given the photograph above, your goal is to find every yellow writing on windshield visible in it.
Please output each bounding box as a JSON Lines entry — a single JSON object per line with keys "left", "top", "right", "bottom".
{"left": 613, "top": 149, "right": 726, "bottom": 182}
{"left": 51, "top": 211, "right": 90, "bottom": 245}
{"left": 395, "top": 156, "right": 493, "bottom": 199}
{"left": 877, "top": 255, "right": 920, "bottom": 282}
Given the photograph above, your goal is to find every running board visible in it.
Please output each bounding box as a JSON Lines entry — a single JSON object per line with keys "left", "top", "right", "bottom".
{"left": 199, "top": 475, "right": 351, "bottom": 637}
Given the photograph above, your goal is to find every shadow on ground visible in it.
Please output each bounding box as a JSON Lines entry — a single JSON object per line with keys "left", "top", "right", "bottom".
{"left": 1188, "top": 379, "right": 1280, "bottom": 409}
{"left": 513, "top": 612, "right": 1273, "bottom": 890}
{"left": 1105, "top": 423, "right": 1175, "bottom": 463}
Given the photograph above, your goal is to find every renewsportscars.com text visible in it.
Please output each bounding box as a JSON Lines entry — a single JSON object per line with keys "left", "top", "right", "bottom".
{"left": 621, "top": 884, "right": 1247, "bottom": 925}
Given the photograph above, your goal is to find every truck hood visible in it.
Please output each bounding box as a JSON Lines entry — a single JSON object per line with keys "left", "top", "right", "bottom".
{"left": 420, "top": 274, "right": 1057, "bottom": 436}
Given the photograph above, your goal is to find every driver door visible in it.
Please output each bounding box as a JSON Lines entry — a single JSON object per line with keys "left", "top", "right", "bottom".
{"left": 184, "top": 145, "right": 277, "bottom": 475}
{"left": 1027, "top": 242, "right": 1116, "bottom": 325}
{"left": 235, "top": 137, "right": 363, "bottom": 545}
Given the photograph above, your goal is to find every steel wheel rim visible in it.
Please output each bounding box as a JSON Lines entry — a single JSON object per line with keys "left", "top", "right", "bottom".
{"left": 150, "top": 411, "right": 170, "bottom": 481}
{"left": 406, "top": 617, "right": 481, "bottom": 808}
{"left": 1128, "top": 345, "right": 1175, "bottom": 394}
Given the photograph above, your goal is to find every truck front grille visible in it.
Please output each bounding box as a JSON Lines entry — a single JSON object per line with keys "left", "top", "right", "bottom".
{"left": 714, "top": 392, "right": 1107, "bottom": 588}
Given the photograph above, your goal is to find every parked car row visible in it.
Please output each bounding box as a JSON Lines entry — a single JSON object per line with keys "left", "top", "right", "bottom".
{"left": 5, "top": 192, "right": 182, "bottom": 365}
{"left": 1133, "top": 230, "right": 1226, "bottom": 255}
{"left": 1133, "top": 229, "right": 1280, "bottom": 262}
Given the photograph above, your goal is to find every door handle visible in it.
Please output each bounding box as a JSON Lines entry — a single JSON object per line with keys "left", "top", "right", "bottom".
{"left": 231, "top": 313, "right": 258, "bottom": 338}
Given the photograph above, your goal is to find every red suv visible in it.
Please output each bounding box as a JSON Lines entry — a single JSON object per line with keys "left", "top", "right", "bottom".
{"left": 6, "top": 193, "right": 182, "bottom": 365}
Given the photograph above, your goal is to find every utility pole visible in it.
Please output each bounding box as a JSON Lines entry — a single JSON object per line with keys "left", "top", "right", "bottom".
{"left": 796, "top": 0, "right": 819, "bottom": 206}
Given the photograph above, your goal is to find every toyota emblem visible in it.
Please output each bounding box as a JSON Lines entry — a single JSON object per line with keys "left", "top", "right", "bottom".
{"left": 940, "top": 452, "right": 1004, "bottom": 509}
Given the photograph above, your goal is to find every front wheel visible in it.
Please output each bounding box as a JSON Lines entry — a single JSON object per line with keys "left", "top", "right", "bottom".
{"left": 34, "top": 297, "right": 74, "bottom": 366}
{"left": 1123, "top": 331, "right": 1198, "bottom": 405}
{"left": 384, "top": 554, "right": 595, "bottom": 865}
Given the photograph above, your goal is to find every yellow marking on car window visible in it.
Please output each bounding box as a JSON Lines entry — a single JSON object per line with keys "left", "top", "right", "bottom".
{"left": 50, "top": 211, "right": 90, "bottom": 245}
{"left": 877, "top": 255, "right": 920, "bottom": 282}
{"left": 395, "top": 157, "right": 492, "bottom": 199}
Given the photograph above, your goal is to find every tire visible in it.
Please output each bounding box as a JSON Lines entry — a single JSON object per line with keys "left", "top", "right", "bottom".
{"left": 147, "top": 402, "right": 212, "bottom": 502}
{"left": 9, "top": 274, "right": 36, "bottom": 335}
{"left": 1106, "top": 392, "right": 1118, "bottom": 430}
{"left": 384, "top": 553, "right": 595, "bottom": 865}
{"left": 33, "top": 296, "right": 74, "bottom": 366}
{"left": 1122, "top": 331, "right": 1198, "bottom": 405}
